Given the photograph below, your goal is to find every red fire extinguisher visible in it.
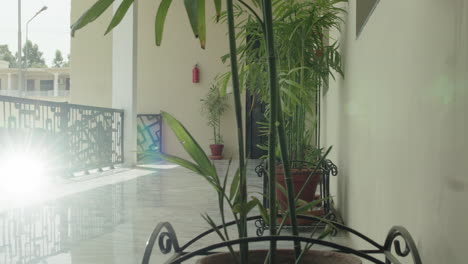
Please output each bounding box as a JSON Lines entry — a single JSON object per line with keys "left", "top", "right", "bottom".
{"left": 192, "top": 64, "right": 200, "bottom": 83}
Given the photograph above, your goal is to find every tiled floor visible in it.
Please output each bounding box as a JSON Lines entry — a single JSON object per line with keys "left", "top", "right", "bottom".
{"left": 0, "top": 161, "right": 350, "bottom": 264}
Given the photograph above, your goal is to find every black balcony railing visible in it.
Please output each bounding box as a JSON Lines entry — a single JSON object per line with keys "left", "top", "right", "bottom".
{"left": 0, "top": 95, "right": 124, "bottom": 175}
{"left": 0, "top": 182, "right": 125, "bottom": 264}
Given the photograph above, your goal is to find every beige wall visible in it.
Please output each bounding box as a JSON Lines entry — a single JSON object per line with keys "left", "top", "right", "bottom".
{"left": 70, "top": 0, "right": 113, "bottom": 107}
{"left": 323, "top": 0, "right": 468, "bottom": 263}
{"left": 71, "top": 0, "right": 241, "bottom": 159}
{"left": 137, "top": 1, "right": 239, "bottom": 159}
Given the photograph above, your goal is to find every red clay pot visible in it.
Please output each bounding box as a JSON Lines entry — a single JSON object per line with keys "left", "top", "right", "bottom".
{"left": 276, "top": 165, "right": 322, "bottom": 225}
{"left": 209, "top": 144, "right": 224, "bottom": 160}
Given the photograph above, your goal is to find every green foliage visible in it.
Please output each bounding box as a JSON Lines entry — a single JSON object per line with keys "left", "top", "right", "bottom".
{"left": 0, "top": 45, "right": 16, "bottom": 68}
{"left": 71, "top": 0, "right": 211, "bottom": 49}
{"left": 106, "top": 0, "right": 134, "bottom": 35}
{"left": 52, "top": 50, "right": 65, "bottom": 68}
{"left": 201, "top": 84, "right": 229, "bottom": 144}
{"left": 22, "top": 40, "right": 47, "bottom": 68}
{"left": 63, "top": 54, "right": 71, "bottom": 67}
{"left": 71, "top": 0, "right": 114, "bottom": 37}
{"left": 71, "top": 1, "right": 344, "bottom": 263}
{"left": 0, "top": 42, "right": 47, "bottom": 68}
{"left": 219, "top": 0, "right": 346, "bottom": 165}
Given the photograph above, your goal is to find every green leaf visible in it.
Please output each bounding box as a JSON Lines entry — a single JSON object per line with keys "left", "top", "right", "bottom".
{"left": 251, "top": 197, "right": 269, "bottom": 225}
{"left": 105, "top": 0, "right": 134, "bottom": 35}
{"left": 161, "top": 111, "right": 217, "bottom": 179}
{"left": 155, "top": 0, "right": 174, "bottom": 46}
{"left": 296, "top": 198, "right": 328, "bottom": 215}
{"left": 222, "top": 159, "right": 233, "bottom": 195}
{"left": 229, "top": 168, "right": 240, "bottom": 201}
{"left": 214, "top": 0, "right": 222, "bottom": 21}
{"left": 184, "top": 0, "right": 199, "bottom": 37}
{"left": 159, "top": 153, "right": 220, "bottom": 192}
{"left": 71, "top": 0, "right": 114, "bottom": 37}
{"left": 232, "top": 199, "right": 257, "bottom": 215}
{"left": 197, "top": 0, "right": 207, "bottom": 49}
{"left": 201, "top": 214, "right": 226, "bottom": 241}
{"left": 158, "top": 153, "right": 203, "bottom": 175}
{"left": 245, "top": 199, "right": 257, "bottom": 215}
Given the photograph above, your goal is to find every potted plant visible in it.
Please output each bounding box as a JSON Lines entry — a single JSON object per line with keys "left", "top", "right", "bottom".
{"left": 71, "top": 0, "right": 358, "bottom": 263}
{"left": 201, "top": 84, "right": 229, "bottom": 160}
{"left": 218, "top": 0, "right": 345, "bottom": 223}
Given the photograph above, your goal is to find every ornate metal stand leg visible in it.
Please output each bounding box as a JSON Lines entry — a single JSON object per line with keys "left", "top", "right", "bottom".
{"left": 141, "top": 222, "right": 182, "bottom": 264}
{"left": 384, "top": 226, "right": 422, "bottom": 264}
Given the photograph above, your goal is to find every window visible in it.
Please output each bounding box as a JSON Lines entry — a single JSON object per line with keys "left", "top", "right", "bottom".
{"left": 356, "top": 0, "right": 380, "bottom": 37}
{"left": 40, "top": 80, "right": 54, "bottom": 91}
{"left": 0, "top": 79, "right": 2, "bottom": 89}
{"left": 65, "top": 78, "right": 70, "bottom": 91}
{"left": 27, "top": 80, "right": 35, "bottom": 91}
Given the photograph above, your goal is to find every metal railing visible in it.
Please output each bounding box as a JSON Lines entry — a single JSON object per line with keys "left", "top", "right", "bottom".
{"left": 0, "top": 95, "right": 124, "bottom": 174}
{"left": 0, "top": 90, "right": 70, "bottom": 98}
{"left": 0, "top": 182, "right": 125, "bottom": 264}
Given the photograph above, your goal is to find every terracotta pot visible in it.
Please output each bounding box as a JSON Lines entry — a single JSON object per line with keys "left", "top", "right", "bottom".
{"left": 196, "top": 249, "right": 362, "bottom": 264}
{"left": 276, "top": 165, "right": 322, "bottom": 225}
{"left": 209, "top": 144, "right": 224, "bottom": 160}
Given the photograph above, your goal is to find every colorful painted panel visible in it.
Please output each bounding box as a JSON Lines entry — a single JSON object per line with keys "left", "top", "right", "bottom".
{"left": 137, "top": 114, "right": 162, "bottom": 162}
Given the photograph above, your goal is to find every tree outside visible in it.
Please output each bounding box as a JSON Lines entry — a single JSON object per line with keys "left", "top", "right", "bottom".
{"left": 22, "top": 40, "right": 47, "bottom": 68}
{"left": 0, "top": 45, "right": 17, "bottom": 67}
{"left": 52, "top": 50, "right": 64, "bottom": 68}
{"left": 63, "top": 54, "right": 70, "bottom": 67}
{"left": 0, "top": 42, "right": 70, "bottom": 69}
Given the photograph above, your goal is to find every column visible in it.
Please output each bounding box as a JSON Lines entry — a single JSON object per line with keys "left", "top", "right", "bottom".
{"left": 112, "top": 0, "right": 138, "bottom": 167}
{"left": 7, "top": 73, "right": 11, "bottom": 91}
{"left": 54, "top": 73, "right": 59, "bottom": 96}
{"left": 34, "top": 79, "right": 40, "bottom": 91}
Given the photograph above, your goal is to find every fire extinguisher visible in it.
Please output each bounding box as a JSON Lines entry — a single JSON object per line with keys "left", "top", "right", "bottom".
{"left": 192, "top": 64, "right": 200, "bottom": 83}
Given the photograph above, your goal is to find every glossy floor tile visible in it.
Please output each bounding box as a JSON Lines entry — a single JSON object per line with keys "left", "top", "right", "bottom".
{"left": 0, "top": 161, "right": 350, "bottom": 264}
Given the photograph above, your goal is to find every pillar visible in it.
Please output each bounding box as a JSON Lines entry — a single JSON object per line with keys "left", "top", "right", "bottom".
{"left": 112, "top": 0, "right": 138, "bottom": 167}
{"left": 54, "top": 73, "right": 59, "bottom": 96}
{"left": 7, "top": 73, "right": 11, "bottom": 91}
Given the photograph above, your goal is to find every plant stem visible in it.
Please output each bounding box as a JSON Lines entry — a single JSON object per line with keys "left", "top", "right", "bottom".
{"left": 261, "top": 0, "right": 278, "bottom": 263}
{"left": 262, "top": 0, "right": 301, "bottom": 260}
{"left": 237, "top": 0, "right": 265, "bottom": 30}
{"left": 226, "top": 0, "right": 248, "bottom": 262}
{"left": 277, "top": 100, "right": 301, "bottom": 258}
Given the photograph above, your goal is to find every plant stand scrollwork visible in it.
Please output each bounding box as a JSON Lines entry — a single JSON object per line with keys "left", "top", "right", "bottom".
{"left": 254, "top": 158, "right": 342, "bottom": 236}
{"left": 141, "top": 216, "right": 422, "bottom": 264}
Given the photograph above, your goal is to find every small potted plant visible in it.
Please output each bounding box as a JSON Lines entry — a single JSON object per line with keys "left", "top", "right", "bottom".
{"left": 201, "top": 84, "right": 229, "bottom": 160}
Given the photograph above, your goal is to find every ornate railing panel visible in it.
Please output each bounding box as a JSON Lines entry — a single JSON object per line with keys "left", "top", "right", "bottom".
{"left": 0, "top": 183, "right": 124, "bottom": 264}
{"left": 0, "top": 95, "right": 124, "bottom": 174}
{"left": 137, "top": 114, "right": 162, "bottom": 161}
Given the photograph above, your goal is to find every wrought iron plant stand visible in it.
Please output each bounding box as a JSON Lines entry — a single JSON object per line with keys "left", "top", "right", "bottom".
{"left": 141, "top": 160, "right": 423, "bottom": 264}
{"left": 141, "top": 215, "right": 422, "bottom": 264}
{"left": 254, "top": 159, "right": 341, "bottom": 237}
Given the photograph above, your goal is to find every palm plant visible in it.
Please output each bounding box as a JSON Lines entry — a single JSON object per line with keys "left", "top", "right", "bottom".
{"left": 201, "top": 84, "right": 229, "bottom": 145}
{"left": 71, "top": 0, "right": 339, "bottom": 263}
{"left": 219, "top": 0, "right": 345, "bottom": 164}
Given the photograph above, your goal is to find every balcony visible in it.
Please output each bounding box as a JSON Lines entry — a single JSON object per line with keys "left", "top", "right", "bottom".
{"left": 0, "top": 89, "right": 70, "bottom": 98}
{"left": 0, "top": 0, "right": 465, "bottom": 263}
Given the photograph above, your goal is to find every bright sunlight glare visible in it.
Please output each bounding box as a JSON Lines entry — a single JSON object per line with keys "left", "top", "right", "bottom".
{"left": 0, "top": 153, "right": 51, "bottom": 201}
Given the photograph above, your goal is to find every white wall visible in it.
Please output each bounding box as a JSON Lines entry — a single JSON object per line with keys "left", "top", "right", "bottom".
{"left": 136, "top": 0, "right": 240, "bottom": 159}
{"left": 71, "top": 0, "right": 241, "bottom": 159}
{"left": 70, "top": 0, "right": 113, "bottom": 107}
{"left": 323, "top": 1, "right": 468, "bottom": 263}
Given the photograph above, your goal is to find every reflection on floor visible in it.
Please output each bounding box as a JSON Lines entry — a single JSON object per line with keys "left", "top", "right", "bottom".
{"left": 0, "top": 161, "right": 350, "bottom": 264}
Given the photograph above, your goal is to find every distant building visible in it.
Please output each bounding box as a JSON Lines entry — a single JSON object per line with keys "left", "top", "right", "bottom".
{"left": 0, "top": 60, "right": 70, "bottom": 102}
